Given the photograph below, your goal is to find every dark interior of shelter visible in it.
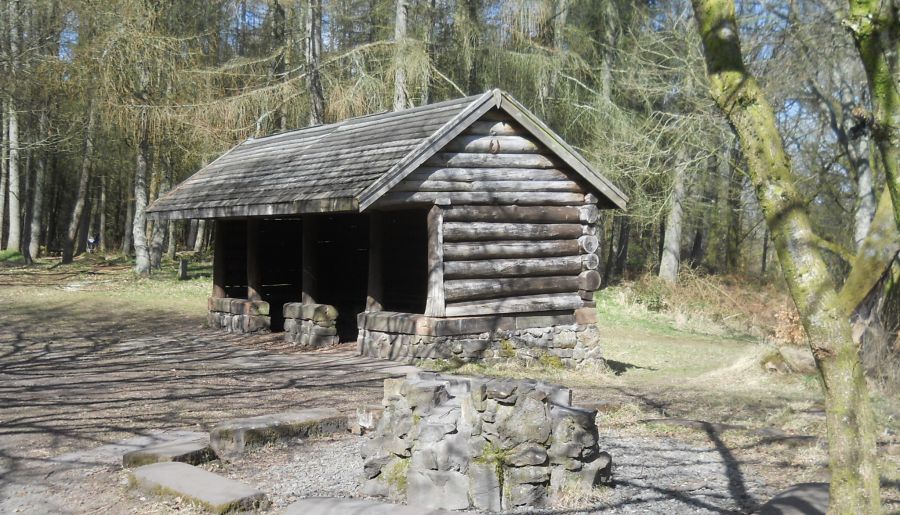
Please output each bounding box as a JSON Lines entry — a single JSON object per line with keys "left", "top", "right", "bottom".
{"left": 214, "top": 209, "right": 428, "bottom": 342}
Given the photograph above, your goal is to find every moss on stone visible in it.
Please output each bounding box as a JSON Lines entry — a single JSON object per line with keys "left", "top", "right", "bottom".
{"left": 383, "top": 457, "right": 410, "bottom": 494}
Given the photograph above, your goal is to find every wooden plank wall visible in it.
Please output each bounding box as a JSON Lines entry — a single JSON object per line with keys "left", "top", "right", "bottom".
{"left": 388, "top": 110, "right": 602, "bottom": 317}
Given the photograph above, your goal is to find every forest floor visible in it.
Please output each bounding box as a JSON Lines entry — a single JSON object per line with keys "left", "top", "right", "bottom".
{"left": 0, "top": 254, "right": 897, "bottom": 513}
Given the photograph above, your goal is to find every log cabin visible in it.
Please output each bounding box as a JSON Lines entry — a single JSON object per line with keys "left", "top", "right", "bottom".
{"left": 147, "top": 89, "right": 627, "bottom": 366}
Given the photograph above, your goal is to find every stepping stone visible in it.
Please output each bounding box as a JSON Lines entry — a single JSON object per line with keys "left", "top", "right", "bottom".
{"left": 123, "top": 435, "right": 215, "bottom": 468}
{"left": 284, "top": 497, "right": 465, "bottom": 515}
{"left": 131, "top": 462, "right": 267, "bottom": 514}
{"left": 210, "top": 408, "right": 347, "bottom": 459}
{"left": 759, "top": 483, "right": 828, "bottom": 515}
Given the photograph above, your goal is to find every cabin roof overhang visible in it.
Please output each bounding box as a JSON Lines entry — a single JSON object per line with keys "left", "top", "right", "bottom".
{"left": 147, "top": 89, "right": 627, "bottom": 221}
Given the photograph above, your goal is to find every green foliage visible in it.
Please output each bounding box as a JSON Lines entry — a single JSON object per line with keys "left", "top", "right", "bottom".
{"left": 538, "top": 353, "right": 565, "bottom": 369}
{"left": 383, "top": 458, "right": 409, "bottom": 493}
{"left": 0, "top": 250, "right": 25, "bottom": 264}
{"left": 499, "top": 339, "right": 516, "bottom": 358}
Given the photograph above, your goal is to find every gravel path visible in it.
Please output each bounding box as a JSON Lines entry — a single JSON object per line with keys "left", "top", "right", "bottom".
{"left": 192, "top": 428, "right": 770, "bottom": 514}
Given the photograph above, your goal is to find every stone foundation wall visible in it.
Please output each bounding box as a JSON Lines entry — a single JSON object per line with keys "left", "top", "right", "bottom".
{"left": 358, "top": 323, "right": 602, "bottom": 368}
{"left": 361, "top": 372, "right": 611, "bottom": 511}
{"left": 207, "top": 297, "right": 271, "bottom": 334}
{"left": 282, "top": 303, "right": 339, "bottom": 348}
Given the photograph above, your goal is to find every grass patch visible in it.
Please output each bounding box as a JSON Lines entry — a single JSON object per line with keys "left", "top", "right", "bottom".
{"left": 0, "top": 249, "right": 25, "bottom": 263}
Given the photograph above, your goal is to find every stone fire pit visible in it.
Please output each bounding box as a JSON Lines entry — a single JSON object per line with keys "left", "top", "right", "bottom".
{"left": 361, "top": 372, "right": 611, "bottom": 511}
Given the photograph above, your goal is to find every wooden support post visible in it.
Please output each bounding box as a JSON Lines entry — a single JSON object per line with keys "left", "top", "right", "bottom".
{"left": 425, "top": 206, "right": 445, "bottom": 317}
{"left": 366, "top": 212, "right": 383, "bottom": 312}
{"left": 302, "top": 216, "right": 318, "bottom": 304}
{"left": 212, "top": 220, "right": 226, "bottom": 298}
{"left": 246, "top": 219, "right": 262, "bottom": 301}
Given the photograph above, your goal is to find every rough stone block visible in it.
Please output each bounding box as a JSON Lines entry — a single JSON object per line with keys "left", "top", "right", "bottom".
{"left": 407, "top": 469, "right": 470, "bottom": 511}
{"left": 553, "top": 331, "right": 578, "bottom": 349}
{"left": 467, "top": 462, "right": 501, "bottom": 512}
{"left": 123, "top": 436, "right": 214, "bottom": 468}
{"left": 402, "top": 380, "right": 450, "bottom": 414}
{"left": 283, "top": 302, "right": 339, "bottom": 322}
{"left": 504, "top": 482, "right": 547, "bottom": 508}
{"left": 208, "top": 297, "right": 232, "bottom": 313}
{"left": 210, "top": 408, "right": 346, "bottom": 459}
{"left": 505, "top": 442, "right": 548, "bottom": 467}
{"left": 500, "top": 397, "right": 551, "bottom": 448}
{"left": 130, "top": 462, "right": 267, "bottom": 513}
{"left": 242, "top": 314, "right": 271, "bottom": 333}
{"left": 506, "top": 465, "right": 551, "bottom": 485}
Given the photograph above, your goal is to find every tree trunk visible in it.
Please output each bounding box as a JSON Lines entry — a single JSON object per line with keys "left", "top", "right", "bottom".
{"left": 659, "top": 156, "right": 686, "bottom": 283}
{"left": 459, "top": 0, "right": 480, "bottom": 94}
{"left": 271, "top": 0, "right": 287, "bottom": 131}
{"left": 187, "top": 219, "right": 198, "bottom": 249}
{"left": 724, "top": 152, "right": 742, "bottom": 271}
{"left": 5, "top": 0, "right": 21, "bottom": 253}
{"left": 613, "top": 217, "right": 629, "bottom": 280}
{"left": 305, "top": 0, "right": 325, "bottom": 125}
{"left": 149, "top": 154, "right": 172, "bottom": 269}
{"left": 28, "top": 109, "right": 49, "bottom": 259}
{"left": 692, "top": 2, "right": 883, "bottom": 512}
{"left": 846, "top": 0, "right": 900, "bottom": 231}
{"left": 0, "top": 99, "right": 8, "bottom": 250}
{"left": 62, "top": 99, "right": 96, "bottom": 264}
{"left": 122, "top": 194, "right": 133, "bottom": 255}
{"left": 133, "top": 108, "right": 151, "bottom": 276}
{"left": 194, "top": 219, "right": 206, "bottom": 252}
{"left": 167, "top": 220, "right": 177, "bottom": 261}
{"left": 393, "top": 0, "right": 409, "bottom": 111}
{"left": 98, "top": 175, "right": 107, "bottom": 253}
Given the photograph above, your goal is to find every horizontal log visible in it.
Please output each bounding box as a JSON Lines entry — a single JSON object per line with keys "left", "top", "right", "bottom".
{"left": 442, "top": 205, "right": 582, "bottom": 223}
{"left": 443, "top": 256, "right": 583, "bottom": 279}
{"left": 445, "top": 293, "right": 585, "bottom": 317}
{"left": 582, "top": 253, "right": 600, "bottom": 270}
{"left": 578, "top": 235, "right": 599, "bottom": 253}
{"left": 443, "top": 240, "right": 581, "bottom": 260}
{"left": 411, "top": 167, "right": 572, "bottom": 182}
{"left": 444, "top": 275, "right": 579, "bottom": 303}
{"left": 393, "top": 179, "right": 582, "bottom": 193}
{"left": 425, "top": 152, "right": 558, "bottom": 169}
{"left": 443, "top": 222, "right": 583, "bottom": 242}
{"left": 465, "top": 120, "right": 526, "bottom": 136}
{"left": 579, "top": 270, "right": 601, "bottom": 290}
{"left": 444, "top": 135, "right": 541, "bottom": 154}
{"left": 579, "top": 289, "right": 596, "bottom": 301}
{"left": 375, "top": 191, "right": 586, "bottom": 207}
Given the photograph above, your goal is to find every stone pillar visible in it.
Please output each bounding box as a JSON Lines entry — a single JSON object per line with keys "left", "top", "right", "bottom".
{"left": 366, "top": 212, "right": 383, "bottom": 312}
{"left": 246, "top": 219, "right": 262, "bottom": 301}
{"left": 302, "top": 217, "right": 318, "bottom": 304}
{"left": 212, "top": 220, "right": 226, "bottom": 298}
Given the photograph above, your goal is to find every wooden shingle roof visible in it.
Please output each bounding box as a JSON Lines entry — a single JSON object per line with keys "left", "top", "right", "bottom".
{"left": 147, "top": 89, "right": 627, "bottom": 220}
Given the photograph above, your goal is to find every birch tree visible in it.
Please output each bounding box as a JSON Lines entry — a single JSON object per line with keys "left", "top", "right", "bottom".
{"left": 690, "top": 1, "right": 897, "bottom": 511}
{"left": 6, "top": 0, "right": 21, "bottom": 252}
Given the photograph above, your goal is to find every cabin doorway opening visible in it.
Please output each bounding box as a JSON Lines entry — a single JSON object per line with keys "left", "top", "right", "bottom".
{"left": 315, "top": 214, "right": 370, "bottom": 342}
{"left": 257, "top": 219, "right": 303, "bottom": 331}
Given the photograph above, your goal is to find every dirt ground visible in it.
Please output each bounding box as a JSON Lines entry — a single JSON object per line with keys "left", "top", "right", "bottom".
{"left": 0, "top": 257, "right": 897, "bottom": 513}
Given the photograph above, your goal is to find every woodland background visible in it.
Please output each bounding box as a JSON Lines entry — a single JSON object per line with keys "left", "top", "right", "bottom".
{"left": 0, "top": 0, "right": 883, "bottom": 286}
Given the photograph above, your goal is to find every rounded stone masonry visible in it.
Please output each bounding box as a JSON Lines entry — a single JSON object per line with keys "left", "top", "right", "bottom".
{"left": 359, "top": 325, "right": 602, "bottom": 368}
{"left": 282, "top": 303, "right": 340, "bottom": 348}
{"left": 361, "top": 372, "right": 612, "bottom": 511}
{"left": 207, "top": 297, "right": 271, "bottom": 334}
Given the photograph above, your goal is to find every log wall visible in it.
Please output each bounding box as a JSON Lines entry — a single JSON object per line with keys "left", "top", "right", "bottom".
{"left": 385, "top": 110, "right": 603, "bottom": 317}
